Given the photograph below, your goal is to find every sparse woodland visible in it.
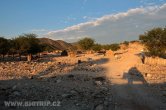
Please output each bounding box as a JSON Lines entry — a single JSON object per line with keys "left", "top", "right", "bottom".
{"left": 0, "top": 27, "right": 165, "bottom": 62}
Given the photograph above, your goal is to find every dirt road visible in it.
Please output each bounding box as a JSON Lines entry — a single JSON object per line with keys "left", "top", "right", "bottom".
{"left": 103, "top": 49, "right": 166, "bottom": 110}
{"left": 0, "top": 46, "right": 165, "bottom": 110}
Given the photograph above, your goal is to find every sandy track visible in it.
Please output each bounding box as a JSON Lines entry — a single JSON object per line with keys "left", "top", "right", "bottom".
{"left": 103, "top": 50, "right": 166, "bottom": 110}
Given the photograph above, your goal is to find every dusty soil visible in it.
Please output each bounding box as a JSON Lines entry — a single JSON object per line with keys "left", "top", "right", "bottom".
{"left": 104, "top": 48, "right": 166, "bottom": 110}
{"left": 0, "top": 44, "right": 166, "bottom": 110}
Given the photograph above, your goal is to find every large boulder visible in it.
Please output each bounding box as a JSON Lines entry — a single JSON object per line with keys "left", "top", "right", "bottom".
{"left": 68, "top": 51, "right": 76, "bottom": 57}
{"left": 106, "top": 50, "right": 114, "bottom": 57}
{"left": 61, "top": 50, "right": 68, "bottom": 56}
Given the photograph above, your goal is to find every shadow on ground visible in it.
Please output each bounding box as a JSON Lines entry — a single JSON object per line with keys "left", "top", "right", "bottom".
{"left": 0, "top": 57, "right": 166, "bottom": 110}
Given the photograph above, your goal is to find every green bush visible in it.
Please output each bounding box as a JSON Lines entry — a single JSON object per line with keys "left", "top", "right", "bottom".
{"left": 78, "top": 37, "right": 95, "bottom": 50}
{"left": 0, "top": 37, "right": 9, "bottom": 59}
{"left": 0, "top": 34, "right": 41, "bottom": 61}
{"left": 101, "top": 44, "right": 120, "bottom": 51}
{"left": 102, "top": 44, "right": 111, "bottom": 50}
{"left": 139, "top": 27, "right": 166, "bottom": 57}
{"left": 109, "top": 43, "right": 120, "bottom": 51}
{"left": 92, "top": 44, "right": 102, "bottom": 52}
{"left": 123, "top": 41, "right": 129, "bottom": 46}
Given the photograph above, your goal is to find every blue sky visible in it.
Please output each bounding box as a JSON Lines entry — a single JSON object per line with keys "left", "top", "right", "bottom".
{"left": 0, "top": 0, "right": 166, "bottom": 43}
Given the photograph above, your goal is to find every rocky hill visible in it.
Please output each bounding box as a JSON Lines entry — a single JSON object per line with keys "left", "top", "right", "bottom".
{"left": 38, "top": 38, "right": 73, "bottom": 50}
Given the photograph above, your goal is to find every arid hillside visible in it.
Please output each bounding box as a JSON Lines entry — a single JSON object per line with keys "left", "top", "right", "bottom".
{"left": 39, "top": 38, "right": 73, "bottom": 50}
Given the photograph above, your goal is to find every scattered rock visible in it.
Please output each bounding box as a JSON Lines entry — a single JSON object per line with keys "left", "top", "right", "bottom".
{"left": 0, "top": 56, "right": 112, "bottom": 110}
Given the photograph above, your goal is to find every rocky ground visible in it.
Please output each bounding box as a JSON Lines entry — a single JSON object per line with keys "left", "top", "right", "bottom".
{"left": 0, "top": 55, "right": 114, "bottom": 110}
{"left": 0, "top": 45, "right": 166, "bottom": 110}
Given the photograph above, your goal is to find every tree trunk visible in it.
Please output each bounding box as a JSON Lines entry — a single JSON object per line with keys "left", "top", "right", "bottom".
{"left": 19, "top": 53, "right": 21, "bottom": 61}
{"left": 38, "top": 53, "right": 40, "bottom": 58}
{"left": 2, "top": 54, "right": 5, "bottom": 61}
{"left": 12, "top": 53, "right": 15, "bottom": 59}
{"left": 27, "top": 54, "right": 32, "bottom": 62}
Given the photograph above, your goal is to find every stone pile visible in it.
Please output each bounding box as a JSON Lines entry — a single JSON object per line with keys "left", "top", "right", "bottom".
{"left": 0, "top": 68, "right": 113, "bottom": 110}
{"left": 0, "top": 56, "right": 113, "bottom": 110}
{"left": 74, "top": 62, "right": 104, "bottom": 73}
{"left": 0, "top": 57, "right": 104, "bottom": 80}
{"left": 0, "top": 61, "right": 63, "bottom": 79}
{"left": 136, "top": 64, "right": 166, "bottom": 82}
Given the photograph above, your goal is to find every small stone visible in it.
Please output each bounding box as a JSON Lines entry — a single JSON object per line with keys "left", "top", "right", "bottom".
{"left": 84, "top": 77, "right": 91, "bottom": 81}
{"left": 12, "top": 85, "right": 17, "bottom": 90}
{"left": 0, "top": 67, "right": 3, "bottom": 70}
{"left": 93, "top": 77, "right": 105, "bottom": 81}
{"left": 78, "top": 60, "right": 82, "bottom": 64}
{"left": 70, "top": 90, "right": 77, "bottom": 95}
{"left": 103, "top": 81, "right": 107, "bottom": 85}
{"left": 146, "top": 73, "right": 152, "bottom": 78}
{"left": 31, "top": 70, "right": 36, "bottom": 74}
{"left": 93, "top": 64, "right": 97, "bottom": 66}
{"left": 108, "top": 98, "right": 112, "bottom": 102}
{"left": 62, "top": 94, "right": 72, "bottom": 98}
{"left": 30, "top": 76, "right": 34, "bottom": 79}
{"left": 95, "top": 81, "right": 102, "bottom": 86}
{"left": 117, "top": 74, "right": 121, "bottom": 76}
{"left": 47, "top": 62, "right": 52, "bottom": 65}
{"left": 58, "top": 62, "right": 61, "bottom": 65}
{"left": 104, "top": 101, "right": 109, "bottom": 106}
{"left": 87, "top": 58, "right": 93, "bottom": 62}
{"left": 100, "top": 87, "right": 108, "bottom": 91}
{"left": 68, "top": 74, "right": 74, "bottom": 78}
{"left": 22, "top": 76, "right": 28, "bottom": 79}
{"left": 95, "top": 104, "right": 104, "bottom": 110}
{"left": 75, "top": 103, "right": 79, "bottom": 106}
{"left": 56, "top": 79, "right": 61, "bottom": 83}
{"left": 13, "top": 91, "right": 21, "bottom": 96}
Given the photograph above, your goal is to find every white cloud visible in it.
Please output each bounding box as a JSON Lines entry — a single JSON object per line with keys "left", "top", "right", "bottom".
{"left": 29, "top": 29, "right": 49, "bottom": 37}
{"left": 45, "top": 3, "right": 166, "bottom": 43}
{"left": 83, "top": 16, "right": 97, "bottom": 21}
{"left": 31, "top": 29, "right": 48, "bottom": 32}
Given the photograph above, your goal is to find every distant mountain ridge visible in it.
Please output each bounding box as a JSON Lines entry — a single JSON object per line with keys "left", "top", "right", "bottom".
{"left": 38, "top": 38, "right": 73, "bottom": 50}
